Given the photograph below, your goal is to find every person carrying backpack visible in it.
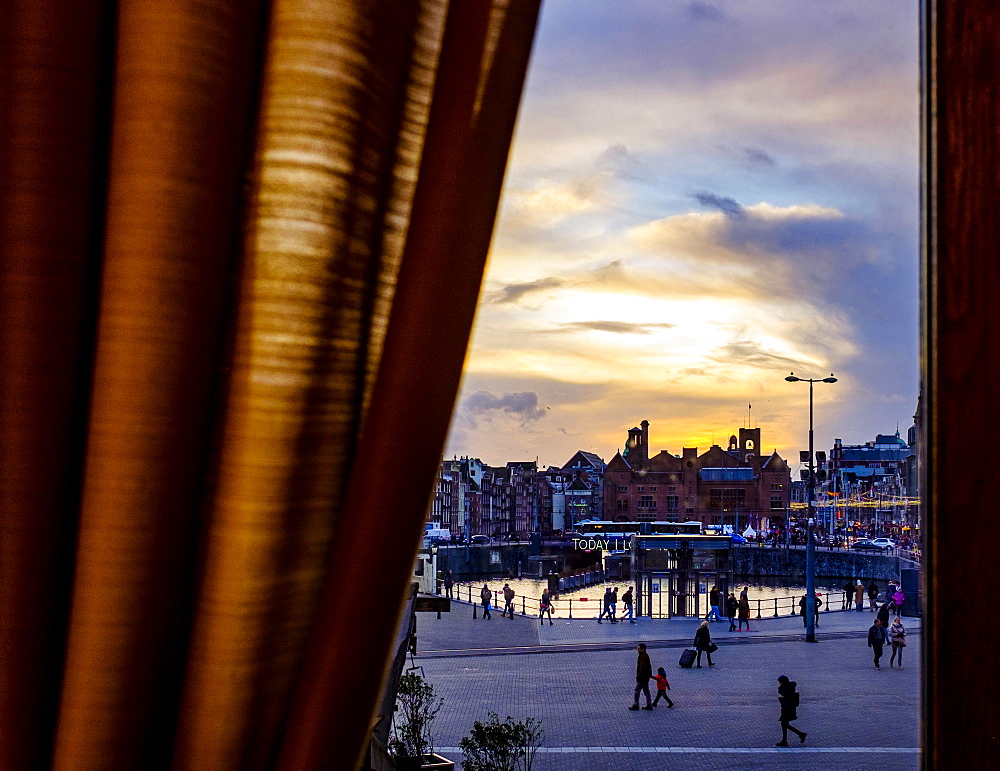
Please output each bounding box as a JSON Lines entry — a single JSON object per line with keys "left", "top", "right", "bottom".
{"left": 775, "top": 675, "right": 806, "bottom": 746}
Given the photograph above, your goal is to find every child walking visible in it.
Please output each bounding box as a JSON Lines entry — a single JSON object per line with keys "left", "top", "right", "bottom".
{"left": 651, "top": 667, "right": 674, "bottom": 707}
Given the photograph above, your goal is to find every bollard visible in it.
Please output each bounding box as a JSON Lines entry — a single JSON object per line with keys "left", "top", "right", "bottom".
{"left": 755, "top": 600, "right": 762, "bottom": 619}
{"left": 473, "top": 601, "right": 477, "bottom": 619}
{"left": 521, "top": 595, "right": 526, "bottom": 616}
{"left": 569, "top": 599, "right": 573, "bottom": 619}
{"left": 773, "top": 598, "right": 779, "bottom": 617}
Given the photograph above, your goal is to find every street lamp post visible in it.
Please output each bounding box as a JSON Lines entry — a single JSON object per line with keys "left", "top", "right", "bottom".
{"left": 785, "top": 372, "right": 838, "bottom": 643}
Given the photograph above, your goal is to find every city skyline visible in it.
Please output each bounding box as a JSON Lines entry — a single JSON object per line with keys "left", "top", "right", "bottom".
{"left": 445, "top": 0, "right": 920, "bottom": 469}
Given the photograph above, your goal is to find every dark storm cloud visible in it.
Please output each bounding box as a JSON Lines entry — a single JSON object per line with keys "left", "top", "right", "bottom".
{"left": 489, "top": 277, "right": 566, "bottom": 304}
{"left": 462, "top": 391, "right": 547, "bottom": 425}
{"left": 558, "top": 320, "right": 676, "bottom": 335}
{"left": 693, "top": 191, "right": 747, "bottom": 219}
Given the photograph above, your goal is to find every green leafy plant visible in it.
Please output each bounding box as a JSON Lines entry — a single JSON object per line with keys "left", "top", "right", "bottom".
{"left": 459, "top": 712, "right": 545, "bottom": 771}
{"left": 391, "top": 672, "right": 444, "bottom": 760}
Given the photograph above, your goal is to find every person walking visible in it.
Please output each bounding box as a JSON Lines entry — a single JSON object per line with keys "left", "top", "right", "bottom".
{"left": 651, "top": 667, "right": 674, "bottom": 707}
{"left": 598, "top": 586, "right": 614, "bottom": 624}
{"left": 725, "top": 592, "right": 738, "bottom": 631}
{"left": 628, "top": 643, "right": 654, "bottom": 710}
{"left": 444, "top": 570, "right": 454, "bottom": 599}
{"left": 694, "top": 620, "right": 715, "bottom": 667}
{"left": 868, "top": 618, "right": 887, "bottom": 668}
{"left": 610, "top": 586, "right": 619, "bottom": 622}
{"left": 775, "top": 675, "right": 807, "bottom": 746}
{"left": 892, "top": 586, "right": 905, "bottom": 613}
{"left": 842, "top": 579, "right": 854, "bottom": 610}
{"left": 706, "top": 585, "right": 721, "bottom": 621}
{"left": 738, "top": 594, "right": 752, "bottom": 631}
{"left": 867, "top": 580, "right": 879, "bottom": 612}
{"left": 539, "top": 588, "right": 554, "bottom": 625}
{"left": 889, "top": 616, "right": 907, "bottom": 668}
{"left": 501, "top": 583, "right": 515, "bottom": 619}
{"left": 480, "top": 583, "right": 492, "bottom": 620}
{"left": 854, "top": 581, "right": 865, "bottom": 612}
{"left": 799, "top": 593, "right": 822, "bottom": 627}
{"left": 622, "top": 586, "right": 636, "bottom": 623}
{"left": 877, "top": 599, "right": 891, "bottom": 631}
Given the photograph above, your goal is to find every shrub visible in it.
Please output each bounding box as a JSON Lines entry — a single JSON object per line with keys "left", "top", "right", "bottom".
{"left": 391, "top": 672, "right": 444, "bottom": 759}
{"left": 459, "top": 712, "right": 544, "bottom": 771}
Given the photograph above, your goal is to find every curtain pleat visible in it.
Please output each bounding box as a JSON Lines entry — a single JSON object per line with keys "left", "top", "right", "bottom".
{"left": 277, "top": 2, "right": 541, "bottom": 768}
{"left": 0, "top": 2, "right": 112, "bottom": 767}
{"left": 171, "top": 2, "right": 443, "bottom": 768}
{"left": 0, "top": 0, "right": 540, "bottom": 767}
{"left": 51, "top": 1, "right": 266, "bottom": 768}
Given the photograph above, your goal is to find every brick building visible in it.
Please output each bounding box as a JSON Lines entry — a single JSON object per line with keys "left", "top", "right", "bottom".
{"left": 602, "top": 420, "right": 792, "bottom": 530}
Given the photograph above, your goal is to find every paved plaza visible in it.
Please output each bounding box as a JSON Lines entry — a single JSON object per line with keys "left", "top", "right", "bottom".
{"left": 413, "top": 601, "right": 920, "bottom": 770}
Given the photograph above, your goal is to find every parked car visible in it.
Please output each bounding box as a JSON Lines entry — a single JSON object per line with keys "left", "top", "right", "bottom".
{"left": 730, "top": 533, "right": 748, "bottom": 544}
{"left": 470, "top": 534, "right": 491, "bottom": 545}
{"left": 851, "top": 539, "right": 889, "bottom": 553}
{"left": 870, "top": 538, "right": 898, "bottom": 549}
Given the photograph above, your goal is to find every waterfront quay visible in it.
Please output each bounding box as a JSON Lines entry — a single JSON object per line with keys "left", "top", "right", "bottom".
{"left": 413, "top": 605, "right": 920, "bottom": 770}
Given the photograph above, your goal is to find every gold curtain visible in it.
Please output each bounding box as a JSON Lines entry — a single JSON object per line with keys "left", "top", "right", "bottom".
{"left": 0, "top": 0, "right": 540, "bottom": 768}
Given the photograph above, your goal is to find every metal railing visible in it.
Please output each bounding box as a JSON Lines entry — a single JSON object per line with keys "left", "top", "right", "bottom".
{"left": 437, "top": 582, "right": 866, "bottom": 621}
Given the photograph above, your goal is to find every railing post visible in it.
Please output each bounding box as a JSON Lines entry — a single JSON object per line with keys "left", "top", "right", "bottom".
{"left": 773, "top": 598, "right": 779, "bottom": 617}
{"left": 755, "top": 599, "right": 762, "bottom": 619}
{"left": 521, "top": 595, "right": 526, "bottom": 616}
{"left": 569, "top": 599, "right": 573, "bottom": 619}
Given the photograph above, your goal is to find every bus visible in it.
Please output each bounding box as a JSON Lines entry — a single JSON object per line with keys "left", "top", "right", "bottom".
{"left": 576, "top": 520, "right": 703, "bottom": 539}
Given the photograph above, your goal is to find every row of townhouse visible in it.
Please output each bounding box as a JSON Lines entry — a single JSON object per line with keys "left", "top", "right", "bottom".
{"left": 427, "top": 451, "right": 607, "bottom": 538}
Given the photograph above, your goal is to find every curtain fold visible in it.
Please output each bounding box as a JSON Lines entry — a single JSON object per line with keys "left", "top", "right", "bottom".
{"left": 0, "top": 0, "right": 540, "bottom": 768}
{"left": 0, "top": 2, "right": 113, "bottom": 767}
{"left": 49, "top": 1, "right": 268, "bottom": 768}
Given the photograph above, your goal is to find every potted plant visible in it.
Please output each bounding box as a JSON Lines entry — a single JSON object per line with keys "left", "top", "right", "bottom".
{"left": 390, "top": 672, "right": 452, "bottom": 770}
{"left": 459, "top": 712, "right": 544, "bottom": 771}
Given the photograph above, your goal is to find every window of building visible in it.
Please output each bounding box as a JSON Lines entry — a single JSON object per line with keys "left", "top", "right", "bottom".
{"left": 771, "top": 483, "right": 783, "bottom": 491}
{"left": 665, "top": 495, "right": 679, "bottom": 512}
{"left": 649, "top": 486, "right": 657, "bottom": 492}
{"left": 616, "top": 499, "right": 629, "bottom": 513}
{"left": 770, "top": 496, "right": 783, "bottom": 510}
{"left": 616, "top": 485, "right": 627, "bottom": 493}
{"left": 668, "top": 486, "right": 676, "bottom": 493}
{"left": 709, "top": 488, "right": 746, "bottom": 511}
{"left": 685, "top": 507, "right": 695, "bottom": 515}
{"left": 637, "top": 486, "right": 644, "bottom": 492}
{"left": 638, "top": 495, "right": 655, "bottom": 510}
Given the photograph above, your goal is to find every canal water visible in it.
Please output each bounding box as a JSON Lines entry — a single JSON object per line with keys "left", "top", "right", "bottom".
{"left": 453, "top": 577, "right": 850, "bottom": 619}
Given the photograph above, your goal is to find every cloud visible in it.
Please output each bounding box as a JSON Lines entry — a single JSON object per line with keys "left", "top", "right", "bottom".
{"left": 741, "top": 146, "right": 777, "bottom": 167}
{"left": 707, "top": 340, "right": 810, "bottom": 371}
{"left": 596, "top": 143, "right": 647, "bottom": 178}
{"left": 461, "top": 391, "right": 547, "bottom": 426}
{"left": 555, "top": 320, "right": 676, "bottom": 335}
{"left": 686, "top": 1, "right": 727, "bottom": 22}
{"left": 692, "top": 191, "right": 747, "bottom": 219}
{"left": 489, "top": 277, "right": 566, "bottom": 304}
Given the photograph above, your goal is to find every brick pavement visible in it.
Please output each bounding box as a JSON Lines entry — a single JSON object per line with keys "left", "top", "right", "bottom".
{"left": 414, "top": 607, "right": 920, "bottom": 771}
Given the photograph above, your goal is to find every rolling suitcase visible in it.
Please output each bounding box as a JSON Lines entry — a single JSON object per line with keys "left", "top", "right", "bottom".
{"left": 679, "top": 648, "right": 697, "bottom": 668}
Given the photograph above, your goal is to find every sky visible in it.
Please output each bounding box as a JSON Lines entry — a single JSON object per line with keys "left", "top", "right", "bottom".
{"left": 444, "top": 0, "right": 920, "bottom": 471}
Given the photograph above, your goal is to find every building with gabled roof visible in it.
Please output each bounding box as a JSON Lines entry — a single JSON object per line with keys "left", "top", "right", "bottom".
{"left": 603, "top": 420, "right": 792, "bottom": 530}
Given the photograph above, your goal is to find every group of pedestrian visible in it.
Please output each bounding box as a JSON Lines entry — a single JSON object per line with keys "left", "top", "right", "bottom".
{"left": 705, "top": 585, "right": 752, "bottom": 631}
{"left": 844, "top": 579, "right": 905, "bottom": 614}
{"left": 598, "top": 585, "right": 635, "bottom": 624}
{"left": 628, "top": 643, "right": 674, "bottom": 710}
{"left": 629, "top": 643, "right": 806, "bottom": 748}
{"left": 868, "top": 614, "right": 908, "bottom": 668}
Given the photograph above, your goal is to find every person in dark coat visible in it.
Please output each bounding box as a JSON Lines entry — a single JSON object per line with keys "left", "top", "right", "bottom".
{"left": 737, "top": 595, "right": 752, "bottom": 631}
{"left": 628, "top": 643, "right": 654, "bottom": 710}
{"left": 867, "top": 580, "right": 879, "bottom": 612}
{"left": 706, "top": 585, "right": 721, "bottom": 621}
{"left": 798, "top": 593, "right": 822, "bottom": 627}
{"left": 868, "top": 618, "right": 887, "bottom": 668}
{"left": 598, "top": 586, "right": 614, "bottom": 624}
{"left": 877, "top": 600, "right": 891, "bottom": 631}
{"left": 693, "top": 620, "right": 715, "bottom": 667}
{"left": 725, "top": 592, "right": 738, "bottom": 631}
{"left": 842, "top": 579, "right": 854, "bottom": 610}
{"left": 443, "top": 570, "right": 454, "bottom": 599}
{"left": 480, "top": 583, "right": 492, "bottom": 619}
{"left": 775, "top": 675, "right": 806, "bottom": 746}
